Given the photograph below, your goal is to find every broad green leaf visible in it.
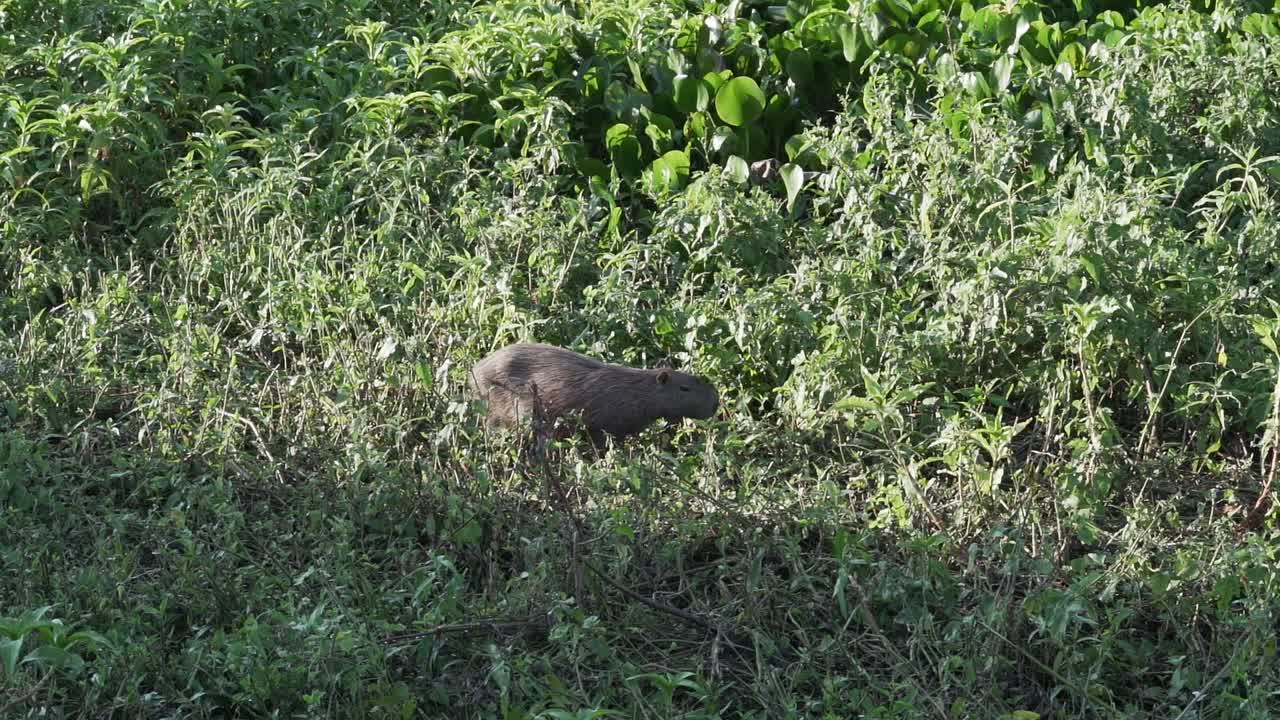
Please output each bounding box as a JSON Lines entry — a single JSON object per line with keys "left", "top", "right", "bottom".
{"left": 714, "top": 76, "right": 766, "bottom": 127}
{"left": 588, "top": 176, "right": 616, "bottom": 207}
{"left": 1098, "top": 10, "right": 1124, "bottom": 28}
{"left": 725, "top": 155, "right": 750, "bottom": 184}
{"left": 780, "top": 162, "right": 804, "bottom": 212}
{"left": 648, "top": 150, "right": 690, "bottom": 194}
{"left": 66, "top": 630, "right": 112, "bottom": 653}
{"left": 455, "top": 518, "right": 482, "bottom": 547}
{"left": 696, "top": 47, "right": 723, "bottom": 75}
{"left": 659, "top": 150, "right": 690, "bottom": 183}
{"left": 833, "top": 396, "right": 876, "bottom": 412}
{"left": 673, "top": 75, "right": 711, "bottom": 113}
{"left": 582, "top": 64, "right": 606, "bottom": 98}
{"left": 605, "top": 123, "right": 643, "bottom": 177}
{"left": 784, "top": 134, "right": 817, "bottom": 165}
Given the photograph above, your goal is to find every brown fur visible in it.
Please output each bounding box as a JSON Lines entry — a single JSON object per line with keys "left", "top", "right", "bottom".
{"left": 469, "top": 343, "right": 719, "bottom": 445}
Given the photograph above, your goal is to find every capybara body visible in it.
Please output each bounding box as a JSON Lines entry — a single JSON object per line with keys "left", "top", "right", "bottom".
{"left": 469, "top": 343, "right": 719, "bottom": 445}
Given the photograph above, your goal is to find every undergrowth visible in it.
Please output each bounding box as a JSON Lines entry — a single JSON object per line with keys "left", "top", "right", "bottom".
{"left": 3, "top": 0, "right": 1280, "bottom": 717}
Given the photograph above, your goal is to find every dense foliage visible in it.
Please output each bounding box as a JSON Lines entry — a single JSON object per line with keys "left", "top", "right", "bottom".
{"left": 3, "top": 0, "right": 1280, "bottom": 716}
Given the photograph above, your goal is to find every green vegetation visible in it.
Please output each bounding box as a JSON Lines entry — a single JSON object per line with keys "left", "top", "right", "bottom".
{"left": 3, "top": 0, "right": 1280, "bottom": 715}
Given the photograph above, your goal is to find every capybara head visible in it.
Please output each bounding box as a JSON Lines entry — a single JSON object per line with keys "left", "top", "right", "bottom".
{"left": 651, "top": 366, "right": 719, "bottom": 421}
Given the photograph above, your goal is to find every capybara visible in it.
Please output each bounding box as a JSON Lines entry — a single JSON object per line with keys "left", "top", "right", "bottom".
{"left": 469, "top": 342, "right": 719, "bottom": 446}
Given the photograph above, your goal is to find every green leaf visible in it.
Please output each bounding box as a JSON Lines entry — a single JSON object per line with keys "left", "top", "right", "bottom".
{"left": 26, "top": 645, "right": 80, "bottom": 672}
{"left": 673, "top": 75, "right": 711, "bottom": 113}
{"left": 1040, "top": 102, "right": 1056, "bottom": 134}
{"left": 627, "top": 58, "right": 649, "bottom": 93}
{"left": 684, "top": 111, "right": 709, "bottom": 140}
{"left": 604, "top": 80, "right": 652, "bottom": 119}
{"left": 935, "top": 53, "right": 959, "bottom": 83}
{"left": 648, "top": 150, "right": 690, "bottom": 195}
{"left": 577, "top": 156, "right": 608, "bottom": 179}
{"left": 960, "top": 71, "right": 991, "bottom": 99}
{"left": 710, "top": 126, "right": 736, "bottom": 154}
{"left": 992, "top": 54, "right": 1014, "bottom": 94}
{"left": 838, "top": 23, "right": 860, "bottom": 62}
{"left": 1, "top": 637, "right": 21, "bottom": 677}
{"left": 455, "top": 517, "right": 482, "bottom": 546}
{"left": 419, "top": 66, "right": 455, "bottom": 91}
{"left": 643, "top": 112, "right": 677, "bottom": 154}
{"left": 880, "top": 32, "right": 925, "bottom": 60}
{"left": 1243, "top": 13, "right": 1278, "bottom": 37}
{"left": 605, "top": 123, "right": 643, "bottom": 178}
{"left": 1079, "top": 255, "right": 1100, "bottom": 284}
{"left": 470, "top": 123, "right": 495, "bottom": 148}
{"left": 1057, "top": 42, "right": 1086, "bottom": 70}
{"left": 589, "top": 176, "right": 616, "bottom": 207}
{"left": 1252, "top": 319, "right": 1279, "bottom": 356}
{"left": 780, "top": 162, "right": 804, "bottom": 212}
{"left": 833, "top": 396, "right": 876, "bottom": 412}
{"left": 863, "top": 11, "right": 886, "bottom": 42}
{"left": 725, "top": 155, "right": 750, "bottom": 184}
{"left": 916, "top": 9, "right": 942, "bottom": 30}
{"left": 784, "top": 134, "right": 817, "bottom": 165}
{"left": 714, "top": 76, "right": 766, "bottom": 127}
{"left": 1014, "top": 13, "right": 1032, "bottom": 46}
{"left": 877, "top": 0, "right": 912, "bottom": 26}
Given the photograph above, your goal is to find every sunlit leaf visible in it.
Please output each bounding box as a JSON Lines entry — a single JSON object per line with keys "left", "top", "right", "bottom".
{"left": 714, "top": 76, "right": 766, "bottom": 127}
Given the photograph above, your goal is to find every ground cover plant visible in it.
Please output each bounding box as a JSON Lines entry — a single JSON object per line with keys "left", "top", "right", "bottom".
{"left": 3, "top": 0, "right": 1280, "bottom": 716}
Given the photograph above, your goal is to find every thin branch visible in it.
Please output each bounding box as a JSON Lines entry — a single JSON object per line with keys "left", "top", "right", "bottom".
{"left": 381, "top": 616, "right": 549, "bottom": 646}
{"left": 583, "top": 560, "right": 715, "bottom": 633}
{"left": 0, "top": 669, "right": 53, "bottom": 716}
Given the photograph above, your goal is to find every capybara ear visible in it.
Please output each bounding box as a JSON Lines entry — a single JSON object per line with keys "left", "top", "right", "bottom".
{"left": 656, "top": 369, "right": 670, "bottom": 385}
{"left": 656, "top": 356, "right": 674, "bottom": 370}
